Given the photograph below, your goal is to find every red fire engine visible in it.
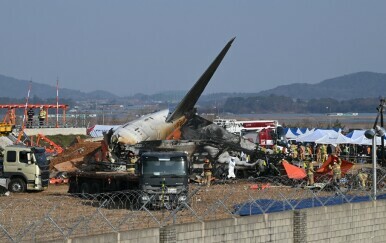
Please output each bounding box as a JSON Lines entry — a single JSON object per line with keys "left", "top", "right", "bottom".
{"left": 213, "top": 119, "right": 280, "bottom": 147}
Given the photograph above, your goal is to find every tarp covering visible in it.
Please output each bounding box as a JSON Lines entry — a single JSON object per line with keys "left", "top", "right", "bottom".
{"left": 234, "top": 193, "right": 386, "bottom": 216}
{"left": 316, "top": 155, "right": 354, "bottom": 175}
{"left": 282, "top": 160, "right": 306, "bottom": 179}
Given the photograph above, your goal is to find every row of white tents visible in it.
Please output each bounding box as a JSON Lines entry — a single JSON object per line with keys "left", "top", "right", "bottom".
{"left": 285, "top": 128, "right": 384, "bottom": 146}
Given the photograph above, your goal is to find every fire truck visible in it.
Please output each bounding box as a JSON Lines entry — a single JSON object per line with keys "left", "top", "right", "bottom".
{"left": 213, "top": 119, "right": 283, "bottom": 147}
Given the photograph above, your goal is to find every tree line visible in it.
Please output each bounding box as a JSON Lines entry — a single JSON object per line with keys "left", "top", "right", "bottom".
{"left": 220, "top": 95, "right": 380, "bottom": 114}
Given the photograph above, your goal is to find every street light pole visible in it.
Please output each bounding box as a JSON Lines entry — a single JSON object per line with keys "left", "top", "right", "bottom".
{"left": 365, "top": 125, "right": 386, "bottom": 200}
{"left": 366, "top": 99, "right": 386, "bottom": 201}
{"left": 372, "top": 136, "right": 377, "bottom": 200}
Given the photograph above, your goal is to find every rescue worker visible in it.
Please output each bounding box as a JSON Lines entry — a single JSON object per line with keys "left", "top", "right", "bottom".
{"left": 315, "top": 145, "right": 322, "bottom": 166}
{"left": 343, "top": 144, "right": 350, "bottom": 160}
{"left": 256, "top": 159, "right": 267, "bottom": 176}
{"left": 357, "top": 169, "right": 368, "bottom": 189}
{"left": 273, "top": 145, "right": 281, "bottom": 154}
{"left": 306, "top": 161, "right": 315, "bottom": 186}
{"left": 306, "top": 144, "right": 313, "bottom": 160}
{"left": 335, "top": 144, "right": 342, "bottom": 156}
{"left": 261, "top": 146, "right": 267, "bottom": 154}
{"left": 321, "top": 144, "right": 328, "bottom": 163}
{"left": 203, "top": 158, "right": 213, "bottom": 187}
{"left": 227, "top": 156, "right": 236, "bottom": 179}
{"left": 329, "top": 156, "right": 342, "bottom": 184}
{"left": 282, "top": 145, "right": 288, "bottom": 155}
{"left": 27, "top": 108, "right": 34, "bottom": 128}
{"left": 299, "top": 144, "right": 306, "bottom": 161}
{"left": 291, "top": 144, "right": 298, "bottom": 159}
{"left": 38, "top": 106, "right": 46, "bottom": 127}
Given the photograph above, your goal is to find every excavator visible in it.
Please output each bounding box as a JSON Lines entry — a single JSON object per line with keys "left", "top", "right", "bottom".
{"left": 32, "top": 134, "right": 64, "bottom": 155}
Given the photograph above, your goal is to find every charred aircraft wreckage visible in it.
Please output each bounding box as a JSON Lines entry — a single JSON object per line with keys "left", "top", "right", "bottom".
{"left": 104, "top": 37, "right": 283, "bottom": 180}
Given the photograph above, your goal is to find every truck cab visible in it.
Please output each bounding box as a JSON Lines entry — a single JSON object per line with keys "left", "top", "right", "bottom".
{"left": 137, "top": 151, "right": 190, "bottom": 208}
{"left": 0, "top": 145, "right": 50, "bottom": 192}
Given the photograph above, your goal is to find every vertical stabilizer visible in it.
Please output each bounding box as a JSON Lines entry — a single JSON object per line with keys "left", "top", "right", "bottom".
{"left": 166, "top": 37, "right": 235, "bottom": 122}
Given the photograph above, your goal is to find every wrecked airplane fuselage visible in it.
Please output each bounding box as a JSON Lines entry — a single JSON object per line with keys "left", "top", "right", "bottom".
{"left": 111, "top": 114, "right": 257, "bottom": 160}
{"left": 110, "top": 37, "right": 235, "bottom": 149}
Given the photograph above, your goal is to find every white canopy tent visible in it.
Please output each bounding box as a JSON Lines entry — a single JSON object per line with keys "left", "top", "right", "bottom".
{"left": 289, "top": 128, "right": 386, "bottom": 145}
{"left": 347, "top": 130, "right": 366, "bottom": 140}
{"left": 352, "top": 135, "right": 384, "bottom": 146}
{"left": 315, "top": 132, "right": 353, "bottom": 145}
{"left": 285, "top": 129, "right": 299, "bottom": 140}
{"left": 296, "top": 129, "right": 339, "bottom": 143}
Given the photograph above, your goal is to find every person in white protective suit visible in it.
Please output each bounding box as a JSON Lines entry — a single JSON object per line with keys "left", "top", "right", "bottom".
{"left": 228, "top": 157, "right": 236, "bottom": 179}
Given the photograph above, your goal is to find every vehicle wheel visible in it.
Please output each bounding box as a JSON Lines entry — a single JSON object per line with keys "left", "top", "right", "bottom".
{"left": 91, "top": 182, "right": 100, "bottom": 194}
{"left": 80, "top": 182, "right": 90, "bottom": 197}
{"left": 9, "top": 178, "right": 26, "bottom": 193}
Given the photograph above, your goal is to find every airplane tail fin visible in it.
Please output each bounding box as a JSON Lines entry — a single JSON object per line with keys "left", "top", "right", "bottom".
{"left": 166, "top": 37, "right": 236, "bottom": 122}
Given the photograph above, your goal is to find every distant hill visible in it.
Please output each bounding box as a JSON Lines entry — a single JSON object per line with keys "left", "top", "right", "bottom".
{"left": 257, "top": 72, "right": 386, "bottom": 100}
{"left": 2, "top": 71, "right": 386, "bottom": 102}
{"left": 0, "top": 74, "right": 119, "bottom": 100}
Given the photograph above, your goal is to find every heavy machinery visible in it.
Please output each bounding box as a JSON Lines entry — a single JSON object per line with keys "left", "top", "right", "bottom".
{"left": 34, "top": 133, "right": 64, "bottom": 155}
{"left": 0, "top": 123, "right": 13, "bottom": 137}
{"left": 68, "top": 151, "right": 190, "bottom": 208}
{"left": 138, "top": 152, "right": 190, "bottom": 208}
{"left": 0, "top": 145, "right": 50, "bottom": 192}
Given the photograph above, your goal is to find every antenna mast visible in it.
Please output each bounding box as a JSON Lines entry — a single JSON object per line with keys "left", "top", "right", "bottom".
{"left": 56, "top": 78, "right": 59, "bottom": 128}
{"left": 17, "top": 80, "right": 32, "bottom": 143}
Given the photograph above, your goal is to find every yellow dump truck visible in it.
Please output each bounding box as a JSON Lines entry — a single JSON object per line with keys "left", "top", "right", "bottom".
{"left": 0, "top": 123, "right": 13, "bottom": 136}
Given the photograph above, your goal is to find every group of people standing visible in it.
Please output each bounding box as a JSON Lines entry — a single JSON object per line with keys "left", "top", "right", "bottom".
{"left": 303, "top": 149, "right": 368, "bottom": 189}
{"left": 26, "top": 106, "right": 46, "bottom": 128}
{"left": 199, "top": 141, "right": 371, "bottom": 189}
{"left": 287, "top": 142, "right": 358, "bottom": 165}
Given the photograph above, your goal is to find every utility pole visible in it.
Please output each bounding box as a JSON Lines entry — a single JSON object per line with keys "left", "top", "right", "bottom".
{"left": 374, "top": 99, "right": 385, "bottom": 167}
{"left": 379, "top": 99, "right": 385, "bottom": 166}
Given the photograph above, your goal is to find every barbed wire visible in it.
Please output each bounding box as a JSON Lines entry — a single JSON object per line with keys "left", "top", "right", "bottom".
{"left": 0, "top": 168, "right": 386, "bottom": 242}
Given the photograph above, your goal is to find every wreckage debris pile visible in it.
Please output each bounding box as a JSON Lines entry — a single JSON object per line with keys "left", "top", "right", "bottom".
{"left": 50, "top": 138, "right": 101, "bottom": 171}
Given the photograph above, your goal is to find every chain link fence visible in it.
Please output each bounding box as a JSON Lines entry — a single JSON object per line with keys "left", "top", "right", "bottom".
{"left": 1, "top": 168, "right": 386, "bottom": 242}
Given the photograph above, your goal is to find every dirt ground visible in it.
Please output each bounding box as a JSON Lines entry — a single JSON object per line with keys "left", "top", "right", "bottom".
{"left": 1, "top": 174, "right": 384, "bottom": 243}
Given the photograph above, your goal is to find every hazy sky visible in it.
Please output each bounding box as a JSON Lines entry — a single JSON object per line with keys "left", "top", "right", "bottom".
{"left": 1, "top": 1, "right": 386, "bottom": 96}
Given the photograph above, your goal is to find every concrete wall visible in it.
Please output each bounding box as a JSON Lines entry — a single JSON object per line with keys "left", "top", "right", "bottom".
{"left": 306, "top": 200, "right": 386, "bottom": 243}
{"left": 170, "top": 212, "right": 293, "bottom": 243}
{"left": 24, "top": 127, "right": 87, "bottom": 136}
{"left": 55, "top": 200, "right": 386, "bottom": 243}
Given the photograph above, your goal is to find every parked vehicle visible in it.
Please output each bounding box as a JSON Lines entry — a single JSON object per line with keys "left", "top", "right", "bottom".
{"left": 0, "top": 145, "right": 50, "bottom": 192}
{"left": 68, "top": 151, "right": 190, "bottom": 209}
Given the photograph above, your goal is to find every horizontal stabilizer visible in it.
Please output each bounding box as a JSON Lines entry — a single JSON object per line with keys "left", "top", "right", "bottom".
{"left": 166, "top": 37, "right": 235, "bottom": 122}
